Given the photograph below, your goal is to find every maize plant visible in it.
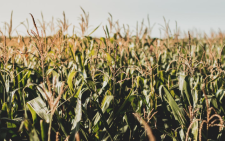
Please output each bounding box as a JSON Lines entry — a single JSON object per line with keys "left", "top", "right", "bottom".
{"left": 1, "top": 9, "right": 225, "bottom": 141}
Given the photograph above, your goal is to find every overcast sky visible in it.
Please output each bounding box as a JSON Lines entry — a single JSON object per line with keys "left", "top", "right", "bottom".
{"left": 1, "top": 0, "right": 225, "bottom": 38}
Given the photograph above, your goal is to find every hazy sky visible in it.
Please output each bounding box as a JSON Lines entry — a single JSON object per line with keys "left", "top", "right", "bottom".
{"left": 1, "top": 0, "right": 225, "bottom": 37}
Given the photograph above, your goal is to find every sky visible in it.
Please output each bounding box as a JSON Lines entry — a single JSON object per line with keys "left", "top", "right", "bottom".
{"left": 1, "top": 0, "right": 225, "bottom": 38}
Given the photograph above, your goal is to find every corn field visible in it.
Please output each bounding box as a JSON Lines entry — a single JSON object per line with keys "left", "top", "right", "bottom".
{"left": 1, "top": 10, "right": 225, "bottom": 141}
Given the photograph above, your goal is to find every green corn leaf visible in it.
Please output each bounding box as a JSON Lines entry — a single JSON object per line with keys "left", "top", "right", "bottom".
{"left": 27, "top": 97, "right": 50, "bottom": 123}
{"left": 93, "top": 95, "right": 114, "bottom": 125}
{"left": 54, "top": 112, "right": 68, "bottom": 137}
{"left": 88, "top": 48, "right": 96, "bottom": 57}
{"left": 69, "top": 43, "right": 76, "bottom": 63}
{"left": 40, "top": 120, "right": 47, "bottom": 141}
{"left": 75, "top": 50, "right": 84, "bottom": 70}
{"left": 1, "top": 102, "right": 8, "bottom": 117}
{"left": 74, "top": 84, "right": 84, "bottom": 98}
{"left": 113, "top": 125, "right": 128, "bottom": 140}
{"left": 93, "top": 100, "right": 114, "bottom": 141}
{"left": 27, "top": 104, "right": 38, "bottom": 125}
{"left": 159, "top": 85, "right": 186, "bottom": 127}
{"left": 23, "top": 119, "right": 40, "bottom": 141}
{"left": 100, "top": 37, "right": 106, "bottom": 46}
{"left": 179, "top": 74, "right": 192, "bottom": 106}
{"left": 88, "top": 24, "right": 101, "bottom": 36}
{"left": 28, "top": 128, "right": 40, "bottom": 141}
{"left": 106, "top": 25, "right": 110, "bottom": 38}
{"left": 67, "top": 71, "right": 77, "bottom": 93}
{"left": 69, "top": 85, "right": 83, "bottom": 141}
{"left": 211, "top": 97, "right": 218, "bottom": 109}
{"left": 105, "top": 53, "right": 114, "bottom": 66}
{"left": 191, "top": 119, "right": 199, "bottom": 141}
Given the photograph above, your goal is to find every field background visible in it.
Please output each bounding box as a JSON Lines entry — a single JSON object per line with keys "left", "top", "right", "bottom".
{"left": 1, "top": 9, "right": 225, "bottom": 141}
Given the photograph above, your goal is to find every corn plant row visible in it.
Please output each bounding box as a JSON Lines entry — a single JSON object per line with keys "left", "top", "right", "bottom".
{"left": 1, "top": 11, "right": 225, "bottom": 141}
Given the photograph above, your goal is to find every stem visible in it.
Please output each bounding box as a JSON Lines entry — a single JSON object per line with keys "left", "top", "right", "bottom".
{"left": 42, "top": 56, "right": 45, "bottom": 82}
{"left": 3, "top": 68, "right": 6, "bottom": 103}
{"left": 202, "top": 84, "right": 209, "bottom": 139}
{"left": 3, "top": 36, "right": 6, "bottom": 103}
{"left": 48, "top": 113, "right": 53, "bottom": 141}
{"left": 113, "top": 43, "right": 117, "bottom": 116}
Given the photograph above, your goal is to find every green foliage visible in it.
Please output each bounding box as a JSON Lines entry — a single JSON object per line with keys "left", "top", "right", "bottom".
{"left": 1, "top": 12, "right": 225, "bottom": 141}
